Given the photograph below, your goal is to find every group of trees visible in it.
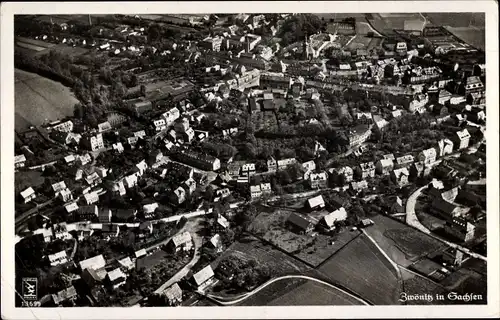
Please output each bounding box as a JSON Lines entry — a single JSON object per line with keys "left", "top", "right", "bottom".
{"left": 215, "top": 256, "right": 273, "bottom": 292}
{"left": 279, "top": 14, "right": 327, "bottom": 46}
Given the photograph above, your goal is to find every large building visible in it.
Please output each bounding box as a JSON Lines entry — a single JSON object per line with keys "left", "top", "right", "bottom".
{"left": 174, "top": 150, "right": 221, "bottom": 171}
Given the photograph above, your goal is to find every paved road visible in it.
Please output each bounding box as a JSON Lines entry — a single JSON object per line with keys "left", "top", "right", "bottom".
{"left": 204, "top": 275, "right": 370, "bottom": 306}
{"left": 153, "top": 220, "right": 203, "bottom": 294}
{"left": 405, "top": 181, "right": 487, "bottom": 261}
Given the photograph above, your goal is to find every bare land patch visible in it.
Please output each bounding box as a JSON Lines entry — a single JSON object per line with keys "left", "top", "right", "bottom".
{"left": 15, "top": 69, "right": 79, "bottom": 131}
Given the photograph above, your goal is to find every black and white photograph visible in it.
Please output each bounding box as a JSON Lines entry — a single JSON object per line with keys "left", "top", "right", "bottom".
{"left": 1, "top": 1, "right": 499, "bottom": 319}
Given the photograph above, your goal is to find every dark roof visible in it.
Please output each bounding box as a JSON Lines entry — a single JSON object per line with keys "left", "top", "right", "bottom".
{"left": 431, "top": 198, "right": 457, "bottom": 214}
{"left": 115, "top": 209, "right": 136, "bottom": 220}
{"left": 287, "top": 213, "right": 313, "bottom": 231}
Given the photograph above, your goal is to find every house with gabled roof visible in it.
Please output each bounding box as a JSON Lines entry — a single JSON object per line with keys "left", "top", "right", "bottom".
{"left": 395, "top": 155, "right": 414, "bottom": 168}
{"left": 161, "top": 283, "right": 183, "bottom": 306}
{"left": 453, "top": 129, "right": 471, "bottom": 150}
{"left": 418, "top": 148, "right": 437, "bottom": 166}
{"left": 84, "top": 191, "right": 99, "bottom": 205}
{"left": 79, "top": 254, "right": 106, "bottom": 271}
{"left": 20, "top": 187, "right": 36, "bottom": 203}
{"left": 358, "top": 162, "right": 375, "bottom": 179}
{"left": 307, "top": 195, "right": 325, "bottom": 210}
{"left": 319, "top": 207, "right": 348, "bottom": 232}
{"left": 52, "top": 286, "right": 77, "bottom": 306}
{"left": 106, "top": 268, "right": 127, "bottom": 289}
{"left": 437, "top": 139, "right": 454, "bottom": 157}
{"left": 48, "top": 250, "right": 68, "bottom": 267}
{"left": 391, "top": 168, "right": 410, "bottom": 187}
{"left": 118, "top": 257, "right": 135, "bottom": 271}
{"left": 309, "top": 172, "right": 328, "bottom": 189}
{"left": 167, "top": 231, "right": 193, "bottom": 253}
{"left": 287, "top": 213, "right": 314, "bottom": 234}
{"left": 15, "top": 154, "right": 27, "bottom": 169}
{"left": 192, "top": 265, "right": 215, "bottom": 291}
{"left": 376, "top": 158, "right": 394, "bottom": 175}
{"left": 430, "top": 198, "right": 461, "bottom": 219}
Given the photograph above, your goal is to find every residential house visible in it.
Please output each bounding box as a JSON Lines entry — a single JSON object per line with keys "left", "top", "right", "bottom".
{"left": 277, "top": 158, "right": 297, "bottom": 171}
{"left": 372, "top": 115, "right": 389, "bottom": 132}
{"left": 118, "top": 257, "right": 135, "bottom": 271}
{"left": 34, "top": 228, "right": 53, "bottom": 243}
{"left": 217, "top": 215, "right": 230, "bottom": 230}
{"left": 47, "top": 120, "right": 74, "bottom": 133}
{"left": 166, "top": 231, "right": 193, "bottom": 253}
{"left": 171, "top": 187, "right": 186, "bottom": 205}
{"left": 409, "top": 93, "right": 428, "bottom": 113}
{"left": 85, "top": 172, "right": 102, "bottom": 187}
{"left": 391, "top": 168, "right": 410, "bottom": 187}
{"left": 106, "top": 268, "right": 127, "bottom": 289}
{"left": 241, "top": 163, "right": 256, "bottom": 176}
{"left": 160, "top": 283, "right": 183, "bottom": 306}
{"left": 319, "top": 207, "right": 348, "bottom": 232}
{"left": 52, "top": 286, "right": 77, "bottom": 306}
{"left": 395, "top": 155, "right": 414, "bottom": 168}
{"left": 438, "top": 89, "right": 452, "bottom": 105}
{"left": 124, "top": 174, "right": 138, "bottom": 189}
{"left": 410, "top": 162, "right": 426, "bottom": 180}
{"left": 388, "top": 196, "right": 405, "bottom": 214}
{"left": 437, "top": 139, "right": 454, "bottom": 157}
{"left": 260, "top": 182, "right": 272, "bottom": 196}
{"left": 331, "top": 166, "right": 353, "bottom": 184}
{"left": 375, "top": 158, "right": 394, "bottom": 175}
{"left": 77, "top": 205, "right": 99, "bottom": 221}
{"left": 351, "top": 180, "right": 369, "bottom": 192}
{"left": 358, "top": 162, "right": 376, "bottom": 179}
{"left": 58, "top": 188, "right": 73, "bottom": 203}
{"left": 65, "top": 202, "right": 79, "bottom": 214}
{"left": 287, "top": 213, "right": 314, "bottom": 234}
{"left": 441, "top": 187, "right": 460, "bottom": 203}
{"left": 84, "top": 191, "right": 99, "bottom": 205}
{"left": 135, "top": 160, "right": 148, "bottom": 176}
{"left": 113, "top": 180, "right": 126, "bottom": 196}
{"left": 444, "top": 217, "right": 476, "bottom": 242}
{"left": 309, "top": 172, "right": 328, "bottom": 189}
{"left": 48, "top": 250, "right": 68, "bottom": 267}
{"left": 78, "top": 153, "right": 92, "bottom": 166}
{"left": 463, "top": 76, "right": 484, "bottom": 96}
{"left": 174, "top": 150, "right": 221, "bottom": 171}
{"left": 153, "top": 119, "right": 167, "bottom": 132}
{"left": 79, "top": 254, "right": 106, "bottom": 271}
{"left": 101, "top": 224, "right": 121, "bottom": 238}
{"left": 15, "top": 154, "right": 26, "bottom": 168}
{"left": 98, "top": 121, "right": 112, "bottom": 133}
{"left": 82, "top": 267, "right": 107, "bottom": 288}
{"left": 161, "top": 107, "right": 181, "bottom": 126}
{"left": 430, "top": 198, "right": 461, "bottom": 219}
{"left": 114, "top": 209, "right": 137, "bottom": 222}
{"left": 192, "top": 265, "right": 215, "bottom": 291}
{"left": 127, "top": 136, "right": 139, "bottom": 148}
{"left": 307, "top": 195, "right": 325, "bottom": 210}
{"left": 84, "top": 133, "right": 104, "bottom": 151}
{"left": 347, "top": 125, "right": 372, "bottom": 147}
{"left": 135, "top": 249, "right": 147, "bottom": 259}
{"left": 250, "top": 185, "right": 262, "bottom": 199}
{"left": 302, "top": 160, "right": 316, "bottom": 174}
{"left": 63, "top": 154, "right": 76, "bottom": 166}
{"left": 418, "top": 148, "right": 437, "bottom": 166}
{"left": 209, "top": 234, "right": 224, "bottom": 253}
{"left": 266, "top": 157, "right": 278, "bottom": 172}
{"left": 143, "top": 202, "right": 159, "bottom": 216}
{"left": 215, "top": 188, "right": 231, "bottom": 200}
{"left": 20, "top": 187, "right": 36, "bottom": 203}
{"left": 453, "top": 129, "right": 471, "bottom": 150}
{"left": 98, "top": 208, "right": 112, "bottom": 223}
{"left": 96, "top": 167, "right": 108, "bottom": 179}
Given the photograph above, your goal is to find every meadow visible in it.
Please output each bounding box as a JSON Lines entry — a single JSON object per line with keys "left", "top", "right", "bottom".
{"left": 15, "top": 69, "right": 79, "bottom": 131}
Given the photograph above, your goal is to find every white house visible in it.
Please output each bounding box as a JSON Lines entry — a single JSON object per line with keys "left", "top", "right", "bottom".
{"left": 84, "top": 191, "right": 99, "bottom": 205}
{"left": 20, "top": 187, "right": 36, "bottom": 203}
{"left": 48, "top": 250, "right": 68, "bottom": 267}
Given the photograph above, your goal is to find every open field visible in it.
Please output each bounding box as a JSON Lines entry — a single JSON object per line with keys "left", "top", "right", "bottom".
{"left": 51, "top": 44, "right": 90, "bottom": 57}
{"left": 424, "top": 13, "right": 485, "bottom": 28}
{"left": 15, "top": 37, "right": 55, "bottom": 56}
{"left": 364, "top": 215, "right": 445, "bottom": 266}
{"left": 15, "top": 171, "right": 45, "bottom": 194}
{"left": 313, "top": 13, "right": 366, "bottom": 20}
{"left": 444, "top": 27, "right": 485, "bottom": 51}
{"left": 211, "top": 234, "right": 311, "bottom": 275}
{"left": 15, "top": 69, "right": 79, "bottom": 131}
{"left": 268, "top": 279, "right": 365, "bottom": 306}
{"left": 249, "top": 208, "right": 360, "bottom": 267}
{"left": 237, "top": 277, "right": 307, "bottom": 306}
{"left": 400, "top": 268, "right": 448, "bottom": 305}
{"left": 317, "top": 233, "right": 401, "bottom": 305}
{"left": 367, "top": 13, "right": 423, "bottom": 35}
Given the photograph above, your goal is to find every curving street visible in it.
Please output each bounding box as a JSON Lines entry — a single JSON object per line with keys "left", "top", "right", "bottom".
{"left": 204, "top": 275, "right": 370, "bottom": 306}
{"left": 405, "top": 180, "right": 487, "bottom": 261}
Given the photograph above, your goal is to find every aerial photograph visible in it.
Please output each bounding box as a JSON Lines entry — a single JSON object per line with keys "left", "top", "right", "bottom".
{"left": 13, "top": 12, "right": 487, "bottom": 307}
